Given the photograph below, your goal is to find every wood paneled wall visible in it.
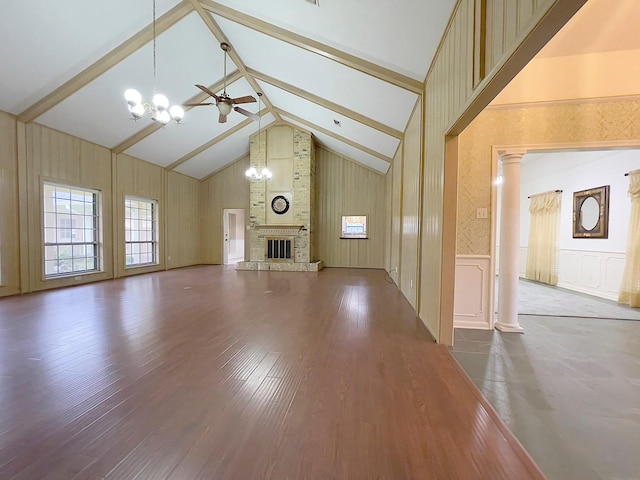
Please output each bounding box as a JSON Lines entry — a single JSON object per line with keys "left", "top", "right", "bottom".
{"left": 0, "top": 117, "right": 201, "bottom": 295}
{"left": 199, "top": 155, "right": 250, "bottom": 264}
{"left": 114, "top": 153, "right": 166, "bottom": 277}
{"left": 389, "top": 148, "right": 402, "bottom": 285}
{"left": 400, "top": 103, "right": 422, "bottom": 310}
{"left": 0, "top": 111, "right": 20, "bottom": 296}
{"left": 25, "top": 123, "right": 114, "bottom": 292}
{"left": 417, "top": 0, "right": 585, "bottom": 343}
{"left": 166, "top": 171, "right": 200, "bottom": 269}
{"left": 316, "top": 148, "right": 385, "bottom": 268}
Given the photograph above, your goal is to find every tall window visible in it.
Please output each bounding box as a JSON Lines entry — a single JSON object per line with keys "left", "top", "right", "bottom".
{"left": 341, "top": 215, "right": 368, "bottom": 239}
{"left": 125, "top": 196, "right": 157, "bottom": 267}
{"left": 43, "top": 183, "right": 99, "bottom": 277}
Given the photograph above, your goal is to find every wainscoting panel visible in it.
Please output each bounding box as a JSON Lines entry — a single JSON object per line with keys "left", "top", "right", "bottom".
{"left": 454, "top": 255, "right": 492, "bottom": 330}
{"left": 519, "top": 247, "right": 625, "bottom": 301}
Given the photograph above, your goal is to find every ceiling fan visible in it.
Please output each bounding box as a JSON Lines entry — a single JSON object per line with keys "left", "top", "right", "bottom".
{"left": 186, "top": 42, "right": 259, "bottom": 123}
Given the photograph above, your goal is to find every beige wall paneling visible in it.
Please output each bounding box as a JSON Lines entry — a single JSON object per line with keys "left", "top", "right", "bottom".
{"left": 383, "top": 165, "right": 393, "bottom": 273}
{"left": 114, "top": 153, "right": 166, "bottom": 278}
{"left": 25, "top": 124, "right": 113, "bottom": 292}
{"left": 389, "top": 147, "right": 403, "bottom": 286}
{"left": 199, "top": 156, "right": 250, "bottom": 264}
{"left": 316, "top": 147, "right": 385, "bottom": 268}
{"left": 0, "top": 112, "right": 20, "bottom": 296}
{"left": 417, "top": 0, "right": 584, "bottom": 343}
{"left": 166, "top": 171, "right": 200, "bottom": 269}
{"left": 400, "top": 103, "right": 422, "bottom": 310}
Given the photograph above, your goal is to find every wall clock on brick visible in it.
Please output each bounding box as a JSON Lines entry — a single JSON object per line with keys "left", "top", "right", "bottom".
{"left": 271, "top": 195, "right": 290, "bottom": 215}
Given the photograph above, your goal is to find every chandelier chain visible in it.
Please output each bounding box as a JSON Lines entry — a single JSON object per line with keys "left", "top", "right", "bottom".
{"left": 152, "top": 0, "right": 157, "bottom": 95}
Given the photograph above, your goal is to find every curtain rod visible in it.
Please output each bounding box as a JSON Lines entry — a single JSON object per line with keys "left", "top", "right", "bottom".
{"left": 528, "top": 189, "right": 562, "bottom": 199}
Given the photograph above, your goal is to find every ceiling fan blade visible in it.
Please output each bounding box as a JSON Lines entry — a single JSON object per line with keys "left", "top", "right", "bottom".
{"left": 231, "top": 95, "right": 256, "bottom": 105}
{"left": 184, "top": 102, "right": 215, "bottom": 107}
{"left": 219, "top": 113, "right": 228, "bottom": 124}
{"left": 196, "top": 84, "right": 221, "bottom": 101}
{"left": 234, "top": 106, "right": 260, "bottom": 121}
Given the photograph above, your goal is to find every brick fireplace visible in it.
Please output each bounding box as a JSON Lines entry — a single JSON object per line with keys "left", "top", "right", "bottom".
{"left": 237, "top": 125, "right": 323, "bottom": 272}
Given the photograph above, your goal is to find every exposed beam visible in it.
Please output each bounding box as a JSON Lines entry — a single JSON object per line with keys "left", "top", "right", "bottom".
{"left": 165, "top": 110, "right": 265, "bottom": 171}
{"left": 112, "top": 70, "right": 243, "bottom": 154}
{"left": 187, "top": 0, "right": 281, "bottom": 122}
{"left": 247, "top": 68, "right": 403, "bottom": 140}
{"left": 273, "top": 108, "right": 392, "bottom": 164}
{"left": 17, "top": 2, "right": 193, "bottom": 123}
{"left": 199, "top": 0, "right": 423, "bottom": 95}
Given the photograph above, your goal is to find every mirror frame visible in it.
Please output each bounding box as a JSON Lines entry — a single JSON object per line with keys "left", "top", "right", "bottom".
{"left": 572, "top": 185, "right": 610, "bottom": 238}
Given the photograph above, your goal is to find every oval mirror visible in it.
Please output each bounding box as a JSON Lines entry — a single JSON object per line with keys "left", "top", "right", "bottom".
{"left": 580, "top": 196, "right": 600, "bottom": 231}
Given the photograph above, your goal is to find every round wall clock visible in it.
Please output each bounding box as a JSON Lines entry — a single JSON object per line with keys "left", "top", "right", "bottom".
{"left": 271, "top": 195, "right": 290, "bottom": 215}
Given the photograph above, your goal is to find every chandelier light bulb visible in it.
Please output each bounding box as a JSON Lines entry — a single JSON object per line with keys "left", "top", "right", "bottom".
{"left": 156, "top": 110, "right": 171, "bottom": 125}
{"left": 169, "top": 105, "right": 184, "bottom": 122}
{"left": 124, "top": 88, "right": 142, "bottom": 106}
{"left": 131, "top": 103, "right": 145, "bottom": 119}
{"left": 261, "top": 168, "right": 272, "bottom": 179}
{"left": 245, "top": 167, "right": 257, "bottom": 178}
{"left": 152, "top": 93, "right": 169, "bottom": 110}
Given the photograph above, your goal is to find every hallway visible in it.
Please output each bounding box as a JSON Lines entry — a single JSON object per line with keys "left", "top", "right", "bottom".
{"left": 453, "top": 280, "right": 640, "bottom": 480}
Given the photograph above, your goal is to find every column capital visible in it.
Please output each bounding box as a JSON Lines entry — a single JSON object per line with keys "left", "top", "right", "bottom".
{"left": 498, "top": 149, "right": 527, "bottom": 164}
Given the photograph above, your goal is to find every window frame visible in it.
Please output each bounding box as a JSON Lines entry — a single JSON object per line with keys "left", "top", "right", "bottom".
{"left": 340, "top": 215, "right": 368, "bottom": 239}
{"left": 42, "top": 181, "right": 101, "bottom": 279}
{"left": 124, "top": 195, "right": 159, "bottom": 268}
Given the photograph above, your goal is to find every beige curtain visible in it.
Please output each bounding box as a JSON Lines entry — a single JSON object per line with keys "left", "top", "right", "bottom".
{"left": 526, "top": 190, "right": 562, "bottom": 285}
{"left": 618, "top": 169, "right": 640, "bottom": 307}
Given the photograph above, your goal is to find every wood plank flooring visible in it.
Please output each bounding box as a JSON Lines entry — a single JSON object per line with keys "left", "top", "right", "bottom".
{"left": 0, "top": 266, "right": 545, "bottom": 479}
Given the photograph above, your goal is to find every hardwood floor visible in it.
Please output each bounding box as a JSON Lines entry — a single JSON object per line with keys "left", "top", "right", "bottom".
{"left": 0, "top": 266, "right": 544, "bottom": 479}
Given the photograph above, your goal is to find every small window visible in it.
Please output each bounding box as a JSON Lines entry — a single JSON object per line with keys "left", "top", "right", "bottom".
{"left": 43, "top": 182, "right": 100, "bottom": 278}
{"left": 341, "top": 215, "right": 368, "bottom": 239}
{"left": 125, "top": 196, "right": 158, "bottom": 267}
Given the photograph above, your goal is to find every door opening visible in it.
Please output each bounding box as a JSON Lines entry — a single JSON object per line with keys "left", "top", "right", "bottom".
{"left": 223, "top": 208, "right": 245, "bottom": 265}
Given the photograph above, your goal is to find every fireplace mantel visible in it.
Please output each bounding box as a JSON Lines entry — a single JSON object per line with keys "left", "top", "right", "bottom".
{"left": 254, "top": 225, "right": 305, "bottom": 237}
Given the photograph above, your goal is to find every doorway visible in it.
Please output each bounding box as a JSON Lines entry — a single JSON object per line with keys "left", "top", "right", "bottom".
{"left": 223, "top": 208, "right": 245, "bottom": 265}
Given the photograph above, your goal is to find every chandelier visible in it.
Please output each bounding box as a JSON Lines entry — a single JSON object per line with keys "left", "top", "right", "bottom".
{"left": 124, "top": 0, "right": 184, "bottom": 125}
{"left": 245, "top": 93, "right": 272, "bottom": 180}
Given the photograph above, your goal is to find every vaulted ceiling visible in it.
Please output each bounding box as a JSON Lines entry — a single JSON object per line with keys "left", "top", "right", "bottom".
{"left": 0, "top": 0, "right": 457, "bottom": 178}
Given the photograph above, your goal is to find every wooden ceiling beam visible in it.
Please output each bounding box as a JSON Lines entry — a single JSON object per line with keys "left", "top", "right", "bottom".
{"left": 165, "top": 108, "right": 267, "bottom": 171}
{"left": 199, "top": 0, "right": 423, "bottom": 95}
{"left": 112, "top": 70, "right": 243, "bottom": 154}
{"left": 187, "top": 0, "right": 281, "bottom": 123}
{"left": 17, "top": 2, "right": 193, "bottom": 123}
{"left": 247, "top": 68, "right": 403, "bottom": 140}
{"left": 273, "top": 108, "right": 392, "bottom": 164}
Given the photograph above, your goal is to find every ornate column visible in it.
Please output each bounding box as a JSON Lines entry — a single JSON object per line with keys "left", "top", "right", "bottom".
{"left": 496, "top": 150, "right": 526, "bottom": 333}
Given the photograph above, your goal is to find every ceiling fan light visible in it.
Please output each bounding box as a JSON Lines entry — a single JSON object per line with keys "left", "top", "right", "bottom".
{"left": 124, "top": 88, "right": 142, "bottom": 106}
{"left": 169, "top": 105, "right": 184, "bottom": 122}
{"left": 217, "top": 101, "right": 232, "bottom": 116}
{"left": 131, "top": 103, "right": 145, "bottom": 119}
{"left": 152, "top": 93, "right": 169, "bottom": 110}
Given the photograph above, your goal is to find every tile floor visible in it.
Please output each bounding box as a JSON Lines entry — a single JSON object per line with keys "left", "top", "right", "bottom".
{"left": 452, "top": 280, "right": 640, "bottom": 480}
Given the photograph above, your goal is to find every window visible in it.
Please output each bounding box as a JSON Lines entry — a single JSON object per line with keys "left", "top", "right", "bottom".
{"left": 43, "top": 182, "right": 99, "bottom": 277}
{"left": 125, "top": 196, "right": 158, "bottom": 267}
{"left": 341, "top": 215, "right": 368, "bottom": 239}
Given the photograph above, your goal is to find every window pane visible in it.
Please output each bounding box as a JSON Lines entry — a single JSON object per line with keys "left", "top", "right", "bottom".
{"left": 124, "top": 197, "right": 157, "bottom": 267}
{"left": 43, "top": 182, "right": 100, "bottom": 278}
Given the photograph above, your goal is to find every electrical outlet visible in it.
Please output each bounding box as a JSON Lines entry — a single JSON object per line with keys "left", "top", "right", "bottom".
{"left": 476, "top": 207, "right": 488, "bottom": 219}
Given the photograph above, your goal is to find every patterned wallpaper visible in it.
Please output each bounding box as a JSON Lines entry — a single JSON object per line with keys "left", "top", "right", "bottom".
{"left": 457, "top": 98, "right": 640, "bottom": 255}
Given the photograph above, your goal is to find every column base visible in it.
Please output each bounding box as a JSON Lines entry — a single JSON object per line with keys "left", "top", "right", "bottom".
{"left": 495, "top": 322, "right": 524, "bottom": 333}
